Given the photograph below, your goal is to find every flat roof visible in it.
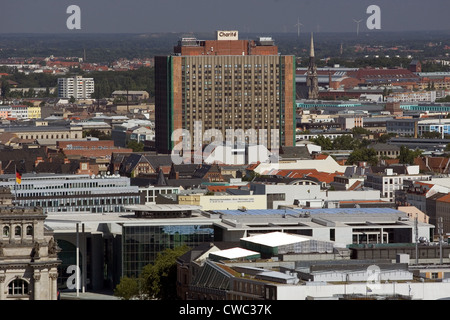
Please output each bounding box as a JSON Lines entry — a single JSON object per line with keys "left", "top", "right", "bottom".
{"left": 210, "top": 247, "right": 260, "bottom": 259}
{"left": 241, "top": 231, "right": 310, "bottom": 247}
{"left": 124, "top": 204, "right": 202, "bottom": 212}
{"left": 214, "top": 207, "right": 402, "bottom": 216}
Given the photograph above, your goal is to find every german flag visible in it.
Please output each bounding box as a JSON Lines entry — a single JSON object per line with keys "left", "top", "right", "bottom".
{"left": 15, "top": 168, "right": 22, "bottom": 185}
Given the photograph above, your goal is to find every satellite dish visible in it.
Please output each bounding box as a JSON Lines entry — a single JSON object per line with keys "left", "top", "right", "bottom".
{"left": 91, "top": 174, "right": 95, "bottom": 179}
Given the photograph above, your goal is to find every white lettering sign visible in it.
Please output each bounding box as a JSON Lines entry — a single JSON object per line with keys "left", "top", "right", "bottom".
{"left": 216, "top": 30, "right": 239, "bottom": 40}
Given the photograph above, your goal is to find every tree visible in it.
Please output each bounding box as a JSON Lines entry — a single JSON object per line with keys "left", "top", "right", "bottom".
{"left": 113, "top": 245, "right": 190, "bottom": 300}
{"left": 83, "top": 129, "right": 111, "bottom": 140}
{"left": 140, "top": 245, "right": 190, "bottom": 300}
{"left": 351, "top": 126, "right": 371, "bottom": 136}
{"left": 421, "top": 131, "right": 442, "bottom": 139}
{"left": 1, "top": 81, "right": 10, "bottom": 101}
{"left": 346, "top": 148, "right": 378, "bottom": 166}
{"left": 127, "top": 140, "right": 144, "bottom": 152}
{"left": 398, "top": 146, "right": 422, "bottom": 165}
{"left": 377, "top": 133, "right": 396, "bottom": 143}
{"left": 332, "top": 135, "right": 358, "bottom": 150}
{"left": 310, "top": 135, "right": 333, "bottom": 150}
{"left": 69, "top": 96, "right": 76, "bottom": 103}
{"left": 113, "top": 276, "right": 141, "bottom": 300}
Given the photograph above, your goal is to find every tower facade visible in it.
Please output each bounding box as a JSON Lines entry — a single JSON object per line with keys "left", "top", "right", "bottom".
{"left": 155, "top": 31, "right": 296, "bottom": 156}
{"left": 306, "top": 33, "right": 319, "bottom": 100}
{"left": 0, "top": 206, "right": 60, "bottom": 300}
{"left": 57, "top": 76, "right": 95, "bottom": 99}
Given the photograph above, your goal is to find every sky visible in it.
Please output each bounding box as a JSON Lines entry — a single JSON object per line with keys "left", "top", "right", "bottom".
{"left": 0, "top": 0, "right": 449, "bottom": 34}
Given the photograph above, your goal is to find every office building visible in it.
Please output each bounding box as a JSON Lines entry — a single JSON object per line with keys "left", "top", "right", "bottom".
{"left": 387, "top": 118, "right": 450, "bottom": 139}
{"left": 0, "top": 173, "right": 140, "bottom": 214}
{"left": 57, "top": 76, "right": 95, "bottom": 99}
{"left": 43, "top": 204, "right": 435, "bottom": 292}
{"left": 155, "top": 31, "right": 296, "bottom": 155}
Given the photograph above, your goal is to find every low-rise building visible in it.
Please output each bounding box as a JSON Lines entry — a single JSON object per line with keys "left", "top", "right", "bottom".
{"left": 57, "top": 140, "right": 133, "bottom": 159}
{"left": 0, "top": 173, "right": 140, "bottom": 214}
{"left": 364, "top": 166, "right": 430, "bottom": 202}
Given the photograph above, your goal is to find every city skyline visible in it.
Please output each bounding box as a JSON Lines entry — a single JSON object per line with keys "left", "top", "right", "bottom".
{"left": 0, "top": 0, "right": 449, "bottom": 34}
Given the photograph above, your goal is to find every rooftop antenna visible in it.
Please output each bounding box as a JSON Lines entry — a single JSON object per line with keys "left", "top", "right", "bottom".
{"left": 353, "top": 19, "right": 363, "bottom": 37}
{"left": 415, "top": 216, "right": 418, "bottom": 265}
{"left": 294, "top": 18, "right": 303, "bottom": 37}
{"left": 438, "top": 217, "right": 443, "bottom": 264}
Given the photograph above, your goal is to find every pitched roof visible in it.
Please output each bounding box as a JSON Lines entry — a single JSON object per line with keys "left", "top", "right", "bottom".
{"left": 144, "top": 154, "right": 173, "bottom": 171}
{"left": 156, "top": 169, "right": 168, "bottom": 186}
{"left": 273, "top": 169, "right": 341, "bottom": 184}
{"left": 436, "top": 193, "right": 450, "bottom": 203}
{"left": 207, "top": 185, "right": 242, "bottom": 193}
{"left": 279, "top": 146, "right": 311, "bottom": 159}
{"left": 368, "top": 143, "right": 400, "bottom": 151}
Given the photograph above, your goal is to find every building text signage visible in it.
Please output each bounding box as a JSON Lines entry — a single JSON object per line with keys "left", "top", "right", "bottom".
{"left": 216, "top": 30, "right": 239, "bottom": 41}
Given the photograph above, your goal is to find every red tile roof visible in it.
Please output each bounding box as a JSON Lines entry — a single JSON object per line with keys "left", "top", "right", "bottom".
{"left": 274, "top": 169, "right": 342, "bottom": 184}
{"left": 436, "top": 194, "right": 450, "bottom": 203}
{"left": 206, "top": 185, "right": 249, "bottom": 193}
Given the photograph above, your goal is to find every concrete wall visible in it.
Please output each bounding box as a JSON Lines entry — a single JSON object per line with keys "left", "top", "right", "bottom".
{"left": 276, "top": 281, "right": 450, "bottom": 300}
{"left": 199, "top": 194, "right": 267, "bottom": 210}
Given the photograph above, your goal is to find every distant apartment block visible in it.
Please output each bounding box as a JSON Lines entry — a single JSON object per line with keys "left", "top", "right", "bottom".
{"left": 57, "top": 76, "right": 95, "bottom": 99}
{"left": 111, "top": 90, "right": 150, "bottom": 101}
{"left": 0, "top": 105, "right": 41, "bottom": 120}
{"left": 387, "top": 90, "right": 437, "bottom": 103}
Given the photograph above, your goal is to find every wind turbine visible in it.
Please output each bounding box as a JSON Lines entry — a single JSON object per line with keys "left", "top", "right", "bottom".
{"left": 353, "top": 19, "right": 363, "bottom": 36}
{"left": 294, "top": 18, "right": 303, "bottom": 37}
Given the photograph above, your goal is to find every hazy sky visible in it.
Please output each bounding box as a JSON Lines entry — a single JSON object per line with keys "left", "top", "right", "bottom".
{"left": 0, "top": 0, "right": 449, "bottom": 34}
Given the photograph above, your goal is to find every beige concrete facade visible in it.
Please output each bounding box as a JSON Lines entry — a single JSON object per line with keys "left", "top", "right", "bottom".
{"left": 178, "top": 193, "right": 267, "bottom": 210}
{"left": 0, "top": 206, "right": 60, "bottom": 300}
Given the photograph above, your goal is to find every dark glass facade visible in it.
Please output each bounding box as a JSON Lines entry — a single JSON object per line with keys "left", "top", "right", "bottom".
{"left": 123, "top": 224, "right": 214, "bottom": 277}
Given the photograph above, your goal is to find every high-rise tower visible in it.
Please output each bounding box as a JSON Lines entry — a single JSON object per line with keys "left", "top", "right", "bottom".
{"left": 155, "top": 31, "right": 296, "bottom": 155}
{"left": 306, "top": 33, "right": 319, "bottom": 100}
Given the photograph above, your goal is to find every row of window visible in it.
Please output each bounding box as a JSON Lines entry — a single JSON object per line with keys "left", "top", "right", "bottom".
{"left": 183, "top": 64, "right": 280, "bottom": 69}
{"left": 2, "top": 225, "right": 33, "bottom": 238}
{"left": 17, "top": 196, "right": 139, "bottom": 207}
{"left": 15, "top": 182, "right": 128, "bottom": 190}
{"left": 20, "top": 134, "right": 78, "bottom": 140}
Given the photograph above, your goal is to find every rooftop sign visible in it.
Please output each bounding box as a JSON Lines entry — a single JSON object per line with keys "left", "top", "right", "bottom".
{"left": 216, "top": 30, "right": 238, "bottom": 41}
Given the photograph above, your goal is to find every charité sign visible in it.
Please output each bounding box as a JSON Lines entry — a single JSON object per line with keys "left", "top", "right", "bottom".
{"left": 216, "top": 30, "right": 239, "bottom": 40}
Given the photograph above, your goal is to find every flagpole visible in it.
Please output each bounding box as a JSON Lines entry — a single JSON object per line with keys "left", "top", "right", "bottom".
{"left": 14, "top": 164, "right": 17, "bottom": 205}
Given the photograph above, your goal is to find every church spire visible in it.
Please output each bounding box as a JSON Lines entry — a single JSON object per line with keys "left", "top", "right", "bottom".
{"left": 306, "top": 32, "right": 319, "bottom": 100}
{"left": 310, "top": 32, "right": 315, "bottom": 58}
